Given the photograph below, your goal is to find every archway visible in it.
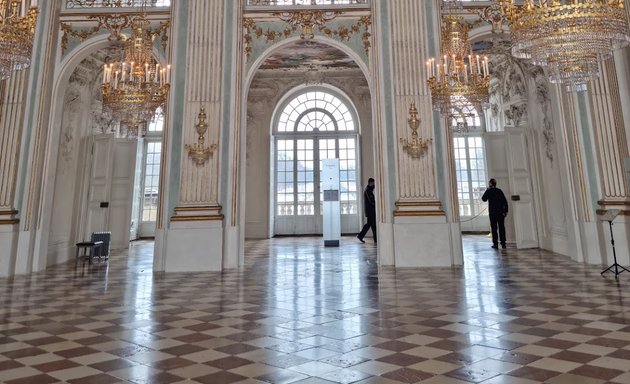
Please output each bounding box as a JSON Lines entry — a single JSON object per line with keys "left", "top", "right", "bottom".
{"left": 270, "top": 86, "right": 362, "bottom": 236}
{"left": 243, "top": 38, "right": 374, "bottom": 246}
{"left": 38, "top": 34, "right": 168, "bottom": 268}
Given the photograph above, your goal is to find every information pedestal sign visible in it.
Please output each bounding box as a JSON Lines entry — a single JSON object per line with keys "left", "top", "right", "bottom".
{"left": 322, "top": 159, "right": 340, "bottom": 247}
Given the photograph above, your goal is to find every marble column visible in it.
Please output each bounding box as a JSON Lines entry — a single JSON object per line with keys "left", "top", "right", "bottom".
{"left": 161, "top": 0, "right": 226, "bottom": 272}
{"left": 1, "top": 0, "right": 59, "bottom": 277}
{"left": 386, "top": 0, "right": 462, "bottom": 266}
{"left": 0, "top": 71, "right": 28, "bottom": 276}
{"left": 588, "top": 59, "right": 630, "bottom": 266}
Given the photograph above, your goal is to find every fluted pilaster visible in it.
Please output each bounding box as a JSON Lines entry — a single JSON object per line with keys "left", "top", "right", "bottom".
{"left": 589, "top": 58, "right": 630, "bottom": 214}
{"left": 389, "top": 0, "right": 442, "bottom": 216}
{"left": 0, "top": 72, "right": 28, "bottom": 224}
{"left": 173, "top": 0, "right": 225, "bottom": 220}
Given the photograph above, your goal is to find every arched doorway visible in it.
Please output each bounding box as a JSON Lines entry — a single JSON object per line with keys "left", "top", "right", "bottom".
{"left": 42, "top": 35, "right": 168, "bottom": 267}
{"left": 271, "top": 88, "right": 361, "bottom": 235}
{"left": 243, "top": 38, "right": 373, "bottom": 243}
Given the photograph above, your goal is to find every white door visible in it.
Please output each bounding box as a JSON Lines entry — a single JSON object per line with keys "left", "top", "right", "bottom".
{"left": 84, "top": 134, "right": 137, "bottom": 251}
{"left": 84, "top": 135, "right": 114, "bottom": 240}
{"left": 505, "top": 126, "right": 539, "bottom": 248}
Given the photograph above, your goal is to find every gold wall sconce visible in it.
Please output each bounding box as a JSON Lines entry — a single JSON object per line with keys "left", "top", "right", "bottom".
{"left": 400, "top": 102, "right": 432, "bottom": 158}
{"left": 186, "top": 107, "right": 216, "bottom": 166}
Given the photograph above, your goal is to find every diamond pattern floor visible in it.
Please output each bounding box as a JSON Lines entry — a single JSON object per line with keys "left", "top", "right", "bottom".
{"left": 1, "top": 236, "right": 630, "bottom": 384}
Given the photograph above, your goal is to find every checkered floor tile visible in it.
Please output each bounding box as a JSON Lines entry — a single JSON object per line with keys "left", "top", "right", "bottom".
{"left": 1, "top": 235, "right": 629, "bottom": 384}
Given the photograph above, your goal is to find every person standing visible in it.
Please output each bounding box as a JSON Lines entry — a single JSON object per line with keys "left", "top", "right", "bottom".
{"left": 357, "top": 178, "right": 376, "bottom": 243}
{"left": 481, "top": 178, "right": 508, "bottom": 249}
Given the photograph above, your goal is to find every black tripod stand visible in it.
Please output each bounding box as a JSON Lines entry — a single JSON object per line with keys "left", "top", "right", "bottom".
{"left": 601, "top": 219, "right": 630, "bottom": 279}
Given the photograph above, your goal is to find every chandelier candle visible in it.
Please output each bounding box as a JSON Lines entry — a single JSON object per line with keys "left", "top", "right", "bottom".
{"left": 101, "top": 14, "right": 170, "bottom": 137}
{"left": 498, "top": 0, "right": 630, "bottom": 85}
{"left": 0, "top": 0, "right": 38, "bottom": 80}
{"left": 427, "top": 15, "right": 490, "bottom": 116}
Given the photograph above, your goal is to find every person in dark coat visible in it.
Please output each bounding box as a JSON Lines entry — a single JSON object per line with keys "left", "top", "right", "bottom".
{"left": 357, "top": 178, "right": 376, "bottom": 243}
{"left": 481, "top": 178, "right": 509, "bottom": 249}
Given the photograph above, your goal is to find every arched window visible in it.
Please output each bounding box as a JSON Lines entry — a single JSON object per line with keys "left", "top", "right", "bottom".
{"left": 273, "top": 90, "right": 360, "bottom": 235}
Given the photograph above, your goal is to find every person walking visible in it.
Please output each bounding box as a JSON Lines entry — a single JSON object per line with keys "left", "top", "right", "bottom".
{"left": 481, "top": 178, "right": 508, "bottom": 249}
{"left": 357, "top": 178, "right": 376, "bottom": 243}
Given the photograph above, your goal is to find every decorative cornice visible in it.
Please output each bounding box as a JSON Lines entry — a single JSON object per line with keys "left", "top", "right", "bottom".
{"left": 170, "top": 215, "right": 224, "bottom": 222}
{"left": 174, "top": 205, "right": 223, "bottom": 212}
{"left": 393, "top": 210, "right": 446, "bottom": 217}
{"left": 171, "top": 204, "right": 224, "bottom": 222}
{"left": 596, "top": 209, "right": 629, "bottom": 216}
{"left": 395, "top": 201, "right": 442, "bottom": 207}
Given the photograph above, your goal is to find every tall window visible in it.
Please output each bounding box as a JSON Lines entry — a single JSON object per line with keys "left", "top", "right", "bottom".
{"left": 141, "top": 111, "right": 163, "bottom": 224}
{"left": 452, "top": 103, "right": 487, "bottom": 217}
{"left": 275, "top": 90, "right": 359, "bottom": 219}
{"left": 454, "top": 136, "right": 487, "bottom": 217}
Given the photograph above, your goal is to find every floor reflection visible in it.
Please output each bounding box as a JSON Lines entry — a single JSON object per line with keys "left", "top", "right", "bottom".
{"left": 0, "top": 236, "right": 628, "bottom": 384}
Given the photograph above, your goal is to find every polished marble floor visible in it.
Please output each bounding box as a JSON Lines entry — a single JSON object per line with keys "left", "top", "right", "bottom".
{"left": 1, "top": 236, "right": 630, "bottom": 384}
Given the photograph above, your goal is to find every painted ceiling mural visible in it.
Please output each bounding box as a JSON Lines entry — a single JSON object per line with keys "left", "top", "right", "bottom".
{"left": 259, "top": 40, "right": 358, "bottom": 70}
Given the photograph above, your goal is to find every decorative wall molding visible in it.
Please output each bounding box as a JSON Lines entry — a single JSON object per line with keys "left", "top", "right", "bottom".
{"left": 488, "top": 50, "right": 555, "bottom": 164}
{"left": 243, "top": 12, "right": 371, "bottom": 60}
{"left": 504, "top": 102, "right": 527, "bottom": 126}
{"left": 60, "top": 15, "right": 169, "bottom": 55}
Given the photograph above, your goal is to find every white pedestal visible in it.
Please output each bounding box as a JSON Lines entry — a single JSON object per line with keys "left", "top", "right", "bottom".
{"left": 393, "top": 216, "right": 462, "bottom": 267}
{"left": 164, "top": 220, "right": 223, "bottom": 272}
{"left": 0, "top": 224, "right": 18, "bottom": 277}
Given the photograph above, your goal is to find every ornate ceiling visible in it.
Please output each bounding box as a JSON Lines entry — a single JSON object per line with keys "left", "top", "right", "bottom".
{"left": 259, "top": 40, "right": 359, "bottom": 71}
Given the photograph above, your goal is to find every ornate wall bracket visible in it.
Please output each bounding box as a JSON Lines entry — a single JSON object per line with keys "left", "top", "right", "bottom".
{"left": 243, "top": 12, "right": 371, "bottom": 59}
{"left": 60, "top": 15, "right": 169, "bottom": 54}
{"left": 185, "top": 107, "right": 216, "bottom": 166}
{"left": 400, "top": 103, "right": 432, "bottom": 158}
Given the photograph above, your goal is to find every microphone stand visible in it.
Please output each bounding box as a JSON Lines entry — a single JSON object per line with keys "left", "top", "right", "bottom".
{"left": 601, "top": 219, "right": 630, "bottom": 279}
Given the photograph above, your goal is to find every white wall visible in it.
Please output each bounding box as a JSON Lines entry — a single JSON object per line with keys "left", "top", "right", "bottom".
{"left": 47, "top": 63, "right": 98, "bottom": 265}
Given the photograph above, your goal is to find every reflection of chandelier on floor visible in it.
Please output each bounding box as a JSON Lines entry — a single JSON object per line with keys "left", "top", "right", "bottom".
{"left": 427, "top": 14, "right": 490, "bottom": 123}
{"left": 101, "top": 14, "right": 170, "bottom": 137}
{"left": 499, "top": 0, "right": 630, "bottom": 86}
{"left": 0, "top": 0, "right": 38, "bottom": 80}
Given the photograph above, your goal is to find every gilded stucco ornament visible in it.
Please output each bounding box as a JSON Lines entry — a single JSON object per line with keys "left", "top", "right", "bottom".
{"left": 243, "top": 12, "right": 371, "bottom": 60}
{"left": 400, "top": 103, "right": 432, "bottom": 158}
{"left": 186, "top": 107, "right": 216, "bottom": 167}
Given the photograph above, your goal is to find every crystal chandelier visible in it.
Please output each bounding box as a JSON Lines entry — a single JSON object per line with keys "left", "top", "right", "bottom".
{"left": 427, "top": 15, "right": 490, "bottom": 119}
{"left": 101, "top": 14, "right": 170, "bottom": 137}
{"left": 0, "top": 0, "right": 38, "bottom": 80}
{"left": 499, "top": 0, "right": 630, "bottom": 85}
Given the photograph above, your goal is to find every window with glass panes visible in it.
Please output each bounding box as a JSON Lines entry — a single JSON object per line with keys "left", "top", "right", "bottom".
{"left": 450, "top": 101, "right": 487, "bottom": 217}
{"left": 141, "top": 110, "right": 163, "bottom": 223}
{"left": 275, "top": 90, "right": 358, "bottom": 217}
{"left": 453, "top": 136, "right": 487, "bottom": 217}
{"left": 142, "top": 142, "right": 161, "bottom": 221}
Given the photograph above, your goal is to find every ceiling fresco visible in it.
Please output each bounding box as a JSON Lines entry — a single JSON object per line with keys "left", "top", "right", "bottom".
{"left": 259, "top": 40, "right": 359, "bottom": 70}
